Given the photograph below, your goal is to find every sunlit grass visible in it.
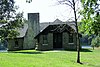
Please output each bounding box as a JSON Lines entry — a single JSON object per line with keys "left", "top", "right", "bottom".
{"left": 0, "top": 48, "right": 100, "bottom": 67}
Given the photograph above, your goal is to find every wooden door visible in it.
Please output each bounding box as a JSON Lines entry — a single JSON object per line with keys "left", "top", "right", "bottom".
{"left": 53, "top": 33, "right": 62, "bottom": 48}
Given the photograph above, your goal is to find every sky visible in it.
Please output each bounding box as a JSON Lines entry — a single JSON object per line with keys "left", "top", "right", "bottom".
{"left": 15, "top": 0, "right": 81, "bottom": 22}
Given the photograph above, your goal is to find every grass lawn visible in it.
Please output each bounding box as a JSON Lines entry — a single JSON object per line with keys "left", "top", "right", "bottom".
{"left": 0, "top": 48, "right": 100, "bottom": 67}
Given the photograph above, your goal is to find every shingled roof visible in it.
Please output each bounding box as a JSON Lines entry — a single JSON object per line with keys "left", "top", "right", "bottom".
{"left": 0, "top": 19, "right": 76, "bottom": 38}
{"left": 34, "top": 19, "right": 77, "bottom": 38}
{"left": 0, "top": 23, "right": 28, "bottom": 38}
{"left": 17, "top": 23, "right": 28, "bottom": 38}
{"left": 40, "top": 19, "right": 76, "bottom": 32}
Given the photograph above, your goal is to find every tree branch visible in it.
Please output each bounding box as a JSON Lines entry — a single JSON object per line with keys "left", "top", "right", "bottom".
{"left": 64, "top": 3, "right": 74, "bottom": 9}
{"left": 66, "top": 0, "right": 73, "bottom": 6}
{"left": 57, "top": 0, "right": 74, "bottom": 9}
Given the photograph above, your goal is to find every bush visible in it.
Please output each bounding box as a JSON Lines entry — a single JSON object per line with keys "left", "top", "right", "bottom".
{"left": 91, "top": 35, "right": 100, "bottom": 49}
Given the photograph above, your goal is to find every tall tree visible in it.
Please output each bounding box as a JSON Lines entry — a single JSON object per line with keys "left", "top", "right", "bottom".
{"left": 0, "top": 0, "right": 24, "bottom": 41}
{"left": 57, "top": 0, "right": 81, "bottom": 63}
{"left": 79, "top": 0, "right": 100, "bottom": 35}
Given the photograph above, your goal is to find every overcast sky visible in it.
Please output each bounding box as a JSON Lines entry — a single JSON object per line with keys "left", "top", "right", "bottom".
{"left": 15, "top": 0, "right": 81, "bottom": 22}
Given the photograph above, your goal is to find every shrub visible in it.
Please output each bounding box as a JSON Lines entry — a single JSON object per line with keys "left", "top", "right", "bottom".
{"left": 91, "top": 35, "right": 100, "bottom": 49}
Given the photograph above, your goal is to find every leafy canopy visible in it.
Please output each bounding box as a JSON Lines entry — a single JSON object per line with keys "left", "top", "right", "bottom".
{"left": 0, "top": 0, "right": 24, "bottom": 41}
{"left": 79, "top": 0, "right": 100, "bottom": 35}
{"left": 91, "top": 35, "right": 100, "bottom": 47}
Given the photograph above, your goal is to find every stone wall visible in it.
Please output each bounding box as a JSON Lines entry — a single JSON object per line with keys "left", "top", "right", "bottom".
{"left": 8, "top": 38, "right": 23, "bottom": 50}
{"left": 62, "top": 32, "right": 69, "bottom": 49}
{"left": 23, "top": 13, "right": 40, "bottom": 49}
{"left": 73, "top": 33, "right": 77, "bottom": 49}
{"left": 36, "top": 32, "right": 77, "bottom": 50}
{"left": 37, "top": 34, "right": 43, "bottom": 50}
{"left": 47, "top": 33, "right": 53, "bottom": 50}
{"left": 62, "top": 32, "right": 77, "bottom": 50}
{"left": 37, "top": 33, "right": 53, "bottom": 50}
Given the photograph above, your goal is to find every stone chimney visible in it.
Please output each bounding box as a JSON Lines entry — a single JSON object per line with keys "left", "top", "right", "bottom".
{"left": 23, "top": 13, "right": 40, "bottom": 49}
{"left": 28, "top": 13, "right": 40, "bottom": 36}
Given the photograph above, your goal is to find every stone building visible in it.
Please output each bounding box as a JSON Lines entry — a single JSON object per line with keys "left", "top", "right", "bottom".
{"left": 7, "top": 13, "right": 81, "bottom": 50}
{"left": 34, "top": 19, "right": 78, "bottom": 50}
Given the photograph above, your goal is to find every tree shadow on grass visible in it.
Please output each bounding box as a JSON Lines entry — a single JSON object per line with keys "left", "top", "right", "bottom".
{"left": 8, "top": 51, "right": 43, "bottom": 54}
{"left": 64, "top": 48, "right": 92, "bottom": 52}
{"left": 80, "top": 48, "right": 93, "bottom": 52}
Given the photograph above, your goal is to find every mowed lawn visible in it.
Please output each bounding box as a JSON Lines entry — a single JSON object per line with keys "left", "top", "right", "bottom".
{"left": 0, "top": 48, "right": 100, "bottom": 67}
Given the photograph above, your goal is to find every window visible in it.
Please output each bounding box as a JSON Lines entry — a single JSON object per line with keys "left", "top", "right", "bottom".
{"left": 43, "top": 35, "right": 48, "bottom": 44}
{"left": 69, "top": 33, "right": 73, "bottom": 43}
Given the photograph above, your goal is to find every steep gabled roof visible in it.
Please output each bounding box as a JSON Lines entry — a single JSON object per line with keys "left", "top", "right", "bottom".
{"left": 53, "top": 19, "right": 63, "bottom": 23}
{"left": 40, "top": 22, "right": 50, "bottom": 32}
{"left": 35, "top": 19, "right": 76, "bottom": 38}
{"left": 40, "top": 19, "right": 76, "bottom": 33}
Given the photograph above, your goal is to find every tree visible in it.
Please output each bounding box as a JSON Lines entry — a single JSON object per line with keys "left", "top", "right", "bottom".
{"left": 79, "top": 0, "right": 100, "bottom": 51}
{"left": 56, "top": 0, "right": 81, "bottom": 63}
{"left": 79, "top": 0, "right": 100, "bottom": 35}
{"left": 0, "top": 0, "right": 24, "bottom": 41}
{"left": 91, "top": 35, "right": 100, "bottom": 49}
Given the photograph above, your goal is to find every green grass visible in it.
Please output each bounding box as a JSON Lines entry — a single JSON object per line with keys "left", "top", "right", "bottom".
{"left": 0, "top": 48, "right": 100, "bottom": 67}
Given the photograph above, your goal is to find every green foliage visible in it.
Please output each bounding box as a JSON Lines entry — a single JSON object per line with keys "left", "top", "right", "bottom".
{"left": 91, "top": 35, "right": 100, "bottom": 47}
{"left": 91, "top": 38, "right": 96, "bottom": 49}
{"left": 0, "top": 0, "right": 24, "bottom": 40}
{"left": 79, "top": 0, "right": 100, "bottom": 35}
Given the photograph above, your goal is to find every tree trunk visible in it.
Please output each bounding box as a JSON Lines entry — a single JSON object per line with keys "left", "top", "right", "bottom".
{"left": 93, "top": 46, "right": 94, "bottom": 50}
{"left": 72, "top": 0, "right": 80, "bottom": 63}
